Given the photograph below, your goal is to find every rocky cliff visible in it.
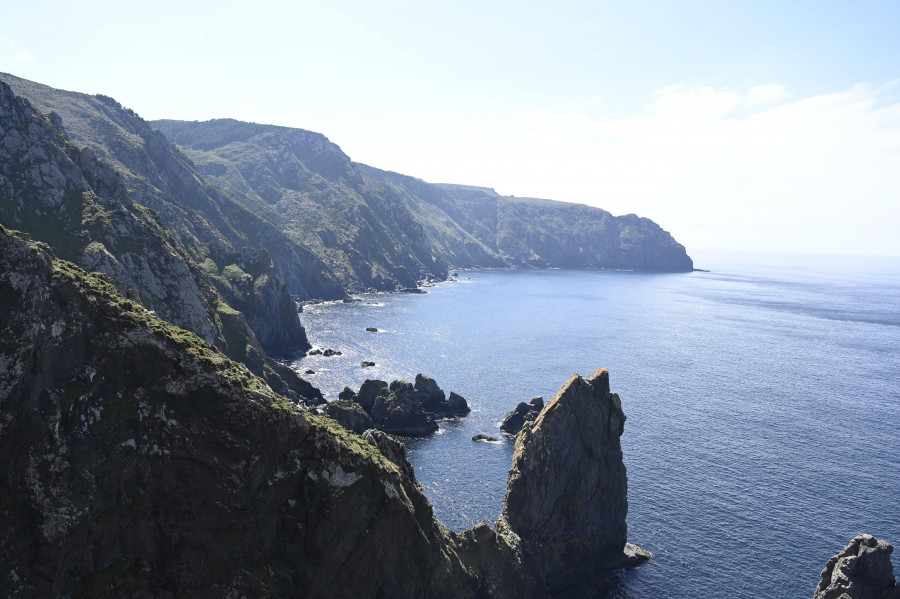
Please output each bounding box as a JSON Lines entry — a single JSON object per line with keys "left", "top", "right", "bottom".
{"left": 151, "top": 118, "right": 694, "bottom": 281}
{"left": 0, "top": 77, "right": 319, "bottom": 398}
{"left": 1, "top": 73, "right": 345, "bottom": 302}
{"left": 0, "top": 229, "right": 643, "bottom": 597}
{"left": 813, "top": 534, "right": 899, "bottom": 599}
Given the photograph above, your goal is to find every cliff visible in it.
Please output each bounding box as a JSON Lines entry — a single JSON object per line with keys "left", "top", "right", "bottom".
{"left": 151, "top": 118, "right": 693, "bottom": 283}
{"left": 0, "top": 78, "right": 319, "bottom": 399}
{"left": 0, "top": 228, "right": 643, "bottom": 597}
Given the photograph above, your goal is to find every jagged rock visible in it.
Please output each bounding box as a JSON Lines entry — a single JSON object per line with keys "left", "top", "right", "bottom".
{"left": 341, "top": 376, "right": 469, "bottom": 436}
{"left": 500, "top": 396, "right": 544, "bottom": 435}
{"left": 413, "top": 373, "right": 446, "bottom": 411}
{"left": 447, "top": 391, "right": 470, "bottom": 415}
{"left": 813, "top": 534, "right": 900, "bottom": 599}
{"left": 497, "top": 368, "right": 644, "bottom": 595}
{"left": 413, "top": 374, "right": 470, "bottom": 416}
{"left": 322, "top": 348, "right": 341, "bottom": 356}
{"left": 362, "top": 429, "right": 417, "bottom": 482}
{"left": 361, "top": 360, "right": 376, "bottom": 367}
{"left": 473, "top": 434, "right": 499, "bottom": 443}
{"left": 322, "top": 400, "right": 376, "bottom": 435}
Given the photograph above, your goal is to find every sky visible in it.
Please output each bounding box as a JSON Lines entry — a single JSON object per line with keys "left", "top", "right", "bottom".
{"left": 2, "top": 0, "right": 899, "bottom": 256}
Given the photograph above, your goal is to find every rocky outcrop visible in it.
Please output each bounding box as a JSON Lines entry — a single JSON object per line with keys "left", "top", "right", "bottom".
{"left": 814, "top": 534, "right": 899, "bottom": 599}
{"left": 414, "top": 374, "right": 471, "bottom": 416}
{"left": 496, "top": 368, "right": 647, "bottom": 595}
{"left": 500, "top": 395, "right": 544, "bottom": 436}
{"left": 337, "top": 376, "right": 469, "bottom": 437}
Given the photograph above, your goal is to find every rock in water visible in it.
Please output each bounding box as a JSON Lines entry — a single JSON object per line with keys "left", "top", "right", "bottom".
{"left": 813, "top": 534, "right": 900, "bottom": 599}
{"left": 499, "top": 396, "right": 544, "bottom": 435}
{"left": 497, "top": 368, "right": 647, "bottom": 595}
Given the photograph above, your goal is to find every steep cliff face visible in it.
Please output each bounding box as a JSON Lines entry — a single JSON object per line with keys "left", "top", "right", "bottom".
{"left": 813, "top": 534, "right": 899, "bottom": 599}
{"left": 2, "top": 73, "right": 345, "bottom": 301}
{"left": 0, "top": 78, "right": 315, "bottom": 397}
{"left": 152, "top": 118, "right": 694, "bottom": 278}
{"left": 151, "top": 118, "right": 452, "bottom": 292}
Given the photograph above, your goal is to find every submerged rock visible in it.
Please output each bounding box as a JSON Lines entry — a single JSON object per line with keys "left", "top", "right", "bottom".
{"left": 499, "top": 396, "right": 544, "bottom": 436}
{"left": 360, "top": 360, "right": 376, "bottom": 367}
{"left": 813, "top": 534, "right": 899, "bottom": 599}
{"left": 473, "top": 434, "right": 499, "bottom": 443}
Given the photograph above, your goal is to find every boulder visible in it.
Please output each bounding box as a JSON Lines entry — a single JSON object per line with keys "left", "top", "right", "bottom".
{"left": 500, "top": 396, "right": 544, "bottom": 436}
{"left": 813, "top": 534, "right": 899, "bottom": 599}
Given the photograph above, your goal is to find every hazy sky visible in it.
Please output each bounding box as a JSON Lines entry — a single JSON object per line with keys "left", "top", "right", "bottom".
{"left": 3, "top": 0, "right": 899, "bottom": 256}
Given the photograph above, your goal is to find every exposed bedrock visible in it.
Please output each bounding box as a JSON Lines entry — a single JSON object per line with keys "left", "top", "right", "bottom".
{"left": 813, "top": 534, "right": 899, "bottom": 599}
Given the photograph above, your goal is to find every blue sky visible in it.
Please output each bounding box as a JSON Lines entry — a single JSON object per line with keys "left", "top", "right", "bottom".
{"left": 2, "top": 0, "right": 899, "bottom": 255}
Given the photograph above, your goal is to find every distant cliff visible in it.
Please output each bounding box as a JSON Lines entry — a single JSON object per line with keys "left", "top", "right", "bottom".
{"left": 0, "top": 226, "right": 644, "bottom": 597}
{"left": 152, "top": 118, "right": 693, "bottom": 285}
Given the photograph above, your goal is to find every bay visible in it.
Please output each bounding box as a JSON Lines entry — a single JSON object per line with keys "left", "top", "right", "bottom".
{"left": 293, "top": 250, "right": 900, "bottom": 599}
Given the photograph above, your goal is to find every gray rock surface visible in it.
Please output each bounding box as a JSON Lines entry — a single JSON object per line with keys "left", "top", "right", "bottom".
{"left": 500, "top": 395, "right": 544, "bottom": 435}
{"left": 813, "top": 534, "right": 900, "bottom": 599}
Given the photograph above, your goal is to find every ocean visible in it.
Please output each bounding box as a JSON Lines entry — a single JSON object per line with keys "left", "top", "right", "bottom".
{"left": 293, "top": 249, "right": 900, "bottom": 598}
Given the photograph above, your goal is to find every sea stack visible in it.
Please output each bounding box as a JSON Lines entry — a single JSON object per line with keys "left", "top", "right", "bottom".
{"left": 497, "top": 368, "right": 648, "bottom": 595}
{"left": 813, "top": 534, "right": 899, "bottom": 599}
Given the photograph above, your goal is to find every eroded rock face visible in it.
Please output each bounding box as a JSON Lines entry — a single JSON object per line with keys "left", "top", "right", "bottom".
{"left": 497, "top": 368, "right": 644, "bottom": 595}
{"left": 813, "top": 534, "right": 900, "bottom": 599}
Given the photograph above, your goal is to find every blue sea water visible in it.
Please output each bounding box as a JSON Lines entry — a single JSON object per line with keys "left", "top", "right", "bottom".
{"left": 293, "top": 250, "right": 900, "bottom": 599}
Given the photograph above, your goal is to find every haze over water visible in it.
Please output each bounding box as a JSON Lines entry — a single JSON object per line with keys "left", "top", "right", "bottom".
{"left": 295, "top": 250, "right": 900, "bottom": 599}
